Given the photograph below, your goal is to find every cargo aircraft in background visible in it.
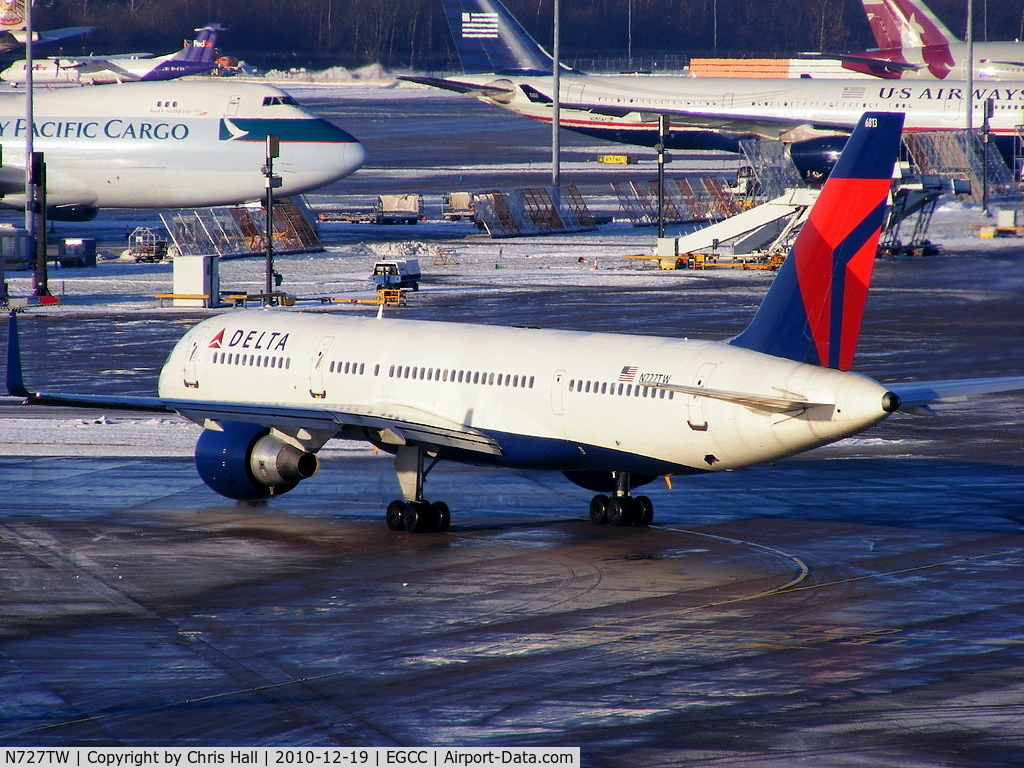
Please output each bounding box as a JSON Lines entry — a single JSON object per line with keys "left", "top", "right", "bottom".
{"left": 8, "top": 113, "right": 1024, "bottom": 533}
{"left": 1, "top": 23, "right": 224, "bottom": 85}
{"left": 0, "top": 79, "right": 366, "bottom": 220}
{"left": 0, "top": 0, "right": 93, "bottom": 52}
{"left": 405, "top": 0, "right": 1024, "bottom": 177}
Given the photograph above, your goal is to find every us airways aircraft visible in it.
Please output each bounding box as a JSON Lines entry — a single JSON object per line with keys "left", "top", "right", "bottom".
{"left": 829, "top": 0, "right": 1024, "bottom": 80}
{"left": 0, "top": 80, "right": 366, "bottom": 220}
{"left": 8, "top": 113, "right": 1024, "bottom": 533}
{"left": 407, "top": 0, "right": 1024, "bottom": 176}
{"left": 1, "top": 23, "right": 223, "bottom": 85}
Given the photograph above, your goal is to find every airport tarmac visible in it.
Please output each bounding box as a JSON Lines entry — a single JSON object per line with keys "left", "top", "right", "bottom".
{"left": 1, "top": 86, "right": 1023, "bottom": 764}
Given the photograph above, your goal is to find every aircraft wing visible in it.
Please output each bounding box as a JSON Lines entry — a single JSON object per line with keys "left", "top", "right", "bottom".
{"left": 650, "top": 383, "right": 834, "bottom": 414}
{"left": 799, "top": 51, "right": 922, "bottom": 76}
{"left": 398, "top": 75, "right": 517, "bottom": 101}
{"left": 166, "top": 400, "right": 504, "bottom": 456}
{"left": 554, "top": 90, "right": 855, "bottom": 140}
{"left": 888, "top": 377, "right": 1024, "bottom": 413}
{"left": 57, "top": 53, "right": 153, "bottom": 66}
{"left": 36, "top": 26, "right": 96, "bottom": 46}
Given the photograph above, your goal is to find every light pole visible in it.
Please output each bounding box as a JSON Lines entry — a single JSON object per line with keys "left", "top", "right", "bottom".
{"left": 263, "top": 134, "right": 281, "bottom": 305}
{"left": 552, "top": 0, "right": 560, "bottom": 188}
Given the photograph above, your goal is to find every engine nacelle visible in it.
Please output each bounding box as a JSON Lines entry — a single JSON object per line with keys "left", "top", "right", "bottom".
{"left": 195, "top": 421, "right": 320, "bottom": 501}
{"left": 48, "top": 204, "right": 99, "bottom": 222}
{"left": 789, "top": 135, "right": 849, "bottom": 183}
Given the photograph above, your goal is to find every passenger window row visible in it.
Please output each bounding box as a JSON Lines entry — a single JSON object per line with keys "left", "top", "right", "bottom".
{"left": 388, "top": 364, "right": 535, "bottom": 389}
{"left": 330, "top": 361, "right": 365, "bottom": 375}
{"left": 568, "top": 379, "right": 673, "bottom": 400}
{"left": 213, "top": 351, "right": 291, "bottom": 369}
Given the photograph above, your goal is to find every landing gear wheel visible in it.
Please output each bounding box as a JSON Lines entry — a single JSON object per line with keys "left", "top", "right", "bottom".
{"left": 431, "top": 500, "right": 451, "bottom": 533}
{"left": 589, "top": 494, "right": 609, "bottom": 524}
{"left": 635, "top": 495, "right": 654, "bottom": 527}
{"left": 606, "top": 496, "right": 629, "bottom": 526}
{"left": 386, "top": 500, "right": 407, "bottom": 531}
{"left": 403, "top": 501, "right": 427, "bottom": 533}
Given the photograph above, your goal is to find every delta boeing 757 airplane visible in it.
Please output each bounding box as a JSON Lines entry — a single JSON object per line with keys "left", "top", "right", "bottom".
{"left": 0, "top": 80, "right": 366, "bottom": 220}
{"left": 7, "top": 113, "right": 1024, "bottom": 533}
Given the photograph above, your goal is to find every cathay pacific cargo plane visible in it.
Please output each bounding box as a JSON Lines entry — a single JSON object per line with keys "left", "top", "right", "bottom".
{"left": 0, "top": 80, "right": 366, "bottom": 220}
{"left": 8, "top": 113, "right": 1024, "bottom": 533}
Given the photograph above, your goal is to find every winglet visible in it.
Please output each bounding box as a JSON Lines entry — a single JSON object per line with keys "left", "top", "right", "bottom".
{"left": 729, "top": 112, "right": 904, "bottom": 370}
{"left": 6, "top": 310, "right": 31, "bottom": 398}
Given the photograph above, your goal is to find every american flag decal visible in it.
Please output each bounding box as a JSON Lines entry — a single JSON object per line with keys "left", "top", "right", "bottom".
{"left": 461, "top": 12, "right": 500, "bottom": 39}
{"left": 618, "top": 365, "right": 638, "bottom": 382}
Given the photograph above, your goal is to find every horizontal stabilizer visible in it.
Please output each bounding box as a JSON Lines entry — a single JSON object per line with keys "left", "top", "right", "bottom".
{"left": 889, "top": 377, "right": 1024, "bottom": 411}
{"left": 398, "top": 75, "right": 516, "bottom": 101}
{"left": 649, "top": 382, "right": 834, "bottom": 414}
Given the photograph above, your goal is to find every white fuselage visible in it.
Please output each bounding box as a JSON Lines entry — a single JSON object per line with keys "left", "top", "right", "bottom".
{"left": 446, "top": 72, "right": 1024, "bottom": 143}
{"left": 0, "top": 80, "right": 366, "bottom": 211}
{"left": 158, "top": 312, "right": 893, "bottom": 476}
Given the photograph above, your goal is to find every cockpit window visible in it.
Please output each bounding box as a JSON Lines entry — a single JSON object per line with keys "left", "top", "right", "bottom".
{"left": 262, "top": 95, "right": 299, "bottom": 107}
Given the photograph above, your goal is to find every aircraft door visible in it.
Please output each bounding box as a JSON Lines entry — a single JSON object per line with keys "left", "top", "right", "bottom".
{"left": 686, "top": 363, "right": 716, "bottom": 432}
{"left": 226, "top": 95, "right": 241, "bottom": 117}
{"left": 551, "top": 369, "right": 566, "bottom": 416}
{"left": 183, "top": 328, "right": 213, "bottom": 389}
{"left": 308, "top": 336, "right": 334, "bottom": 399}
{"left": 566, "top": 83, "right": 585, "bottom": 104}
{"left": 943, "top": 96, "right": 961, "bottom": 121}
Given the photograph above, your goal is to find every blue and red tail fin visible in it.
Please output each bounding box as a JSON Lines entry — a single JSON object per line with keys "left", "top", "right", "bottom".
{"left": 729, "top": 112, "right": 904, "bottom": 370}
{"left": 440, "top": 0, "right": 570, "bottom": 75}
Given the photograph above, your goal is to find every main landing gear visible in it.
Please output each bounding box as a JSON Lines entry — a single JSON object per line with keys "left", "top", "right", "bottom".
{"left": 587, "top": 471, "right": 654, "bottom": 527}
{"left": 384, "top": 445, "right": 451, "bottom": 533}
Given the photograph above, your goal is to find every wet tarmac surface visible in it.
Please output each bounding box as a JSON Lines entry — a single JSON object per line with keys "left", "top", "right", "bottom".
{"left": 1, "top": 88, "right": 1023, "bottom": 764}
{"left": 3, "top": 250, "right": 1024, "bottom": 764}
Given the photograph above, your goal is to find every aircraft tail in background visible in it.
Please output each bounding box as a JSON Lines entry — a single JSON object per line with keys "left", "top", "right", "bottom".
{"left": 144, "top": 23, "right": 222, "bottom": 78}
{"left": 729, "top": 112, "right": 904, "bottom": 371}
{"left": 862, "top": 0, "right": 959, "bottom": 50}
{"left": 440, "top": 0, "right": 568, "bottom": 74}
{"left": 856, "top": 0, "right": 957, "bottom": 78}
{"left": 0, "top": 0, "right": 93, "bottom": 50}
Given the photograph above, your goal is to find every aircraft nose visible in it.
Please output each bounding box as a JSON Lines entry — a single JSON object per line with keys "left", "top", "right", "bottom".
{"left": 342, "top": 137, "right": 368, "bottom": 176}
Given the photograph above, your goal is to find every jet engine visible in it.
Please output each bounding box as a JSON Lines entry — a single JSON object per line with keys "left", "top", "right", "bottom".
{"left": 195, "top": 421, "right": 320, "bottom": 501}
{"left": 48, "top": 204, "right": 99, "bottom": 222}
{"left": 789, "top": 135, "right": 849, "bottom": 183}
